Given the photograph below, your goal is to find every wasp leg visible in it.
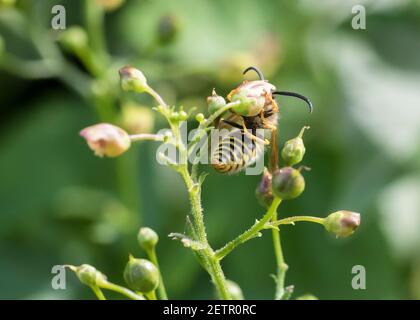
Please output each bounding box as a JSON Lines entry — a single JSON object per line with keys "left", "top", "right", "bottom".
{"left": 238, "top": 117, "right": 270, "bottom": 145}
{"left": 266, "top": 124, "right": 278, "bottom": 172}
{"left": 221, "top": 119, "right": 243, "bottom": 130}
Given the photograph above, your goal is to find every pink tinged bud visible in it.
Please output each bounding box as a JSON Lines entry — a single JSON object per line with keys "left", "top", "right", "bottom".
{"left": 80, "top": 123, "right": 131, "bottom": 158}
{"left": 324, "top": 210, "right": 361, "bottom": 238}
{"left": 119, "top": 66, "right": 148, "bottom": 93}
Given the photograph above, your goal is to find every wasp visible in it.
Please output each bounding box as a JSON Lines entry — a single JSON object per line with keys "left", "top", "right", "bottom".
{"left": 210, "top": 66, "right": 313, "bottom": 174}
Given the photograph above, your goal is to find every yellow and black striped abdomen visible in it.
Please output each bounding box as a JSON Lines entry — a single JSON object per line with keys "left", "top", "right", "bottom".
{"left": 211, "top": 129, "right": 264, "bottom": 174}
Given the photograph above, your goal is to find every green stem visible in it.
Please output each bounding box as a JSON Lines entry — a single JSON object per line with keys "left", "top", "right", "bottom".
{"left": 130, "top": 133, "right": 165, "bottom": 142}
{"left": 179, "top": 166, "right": 230, "bottom": 300}
{"left": 100, "top": 281, "right": 145, "bottom": 300}
{"left": 84, "top": 0, "right": 108, "bottom": 72}
{"left": 215, "top": 197, "right": 282, "bottom": 260}
{"left": 90, "top": 285, "right": 106, "bottom": 300}
{"left": 271, "top": 212, "right": 288, "bottom": 300}
{"left": 272, "top": 216, "right": 325, "bottom": 227}
{"left": 145, "top": 291, "right": 157, "bottom": 300}
{"left": 147, "top": 248, "right": 168, "bottom": 300}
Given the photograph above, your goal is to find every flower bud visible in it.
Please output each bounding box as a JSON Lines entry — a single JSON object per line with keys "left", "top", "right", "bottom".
{"left": 124, "top": 256, "right": 159, "bottom": 293}
{"left": 119, "top": 66, "right": 149, "bottom": 93}
{"left": 195, "top": 113, "right": 205, "bottom": 123}
{"left": 157, "top": 14, "right": 180, "bottom": 45}
{"left": 179, "top": 110, "right": 188, "bottom": 121}
{"left": 281, "top": 126, "right": 309, "bottom": 166}
{"left": 255, "top": 168, "right": 274, "bottom": 208}
{"left": 57, "top": 26, "right": 88, "bottom": 53}
{"left": 207, "top": 89, "right": 226, "bottom": 115}
{"left": 80, "top": 123, "right": 131, "bottom": 157}
{"left": 272, "top": 167, "right": 305, "bottom": 200}
{"left": 226, "top": 280, "right": 244, "bottom": 300}
{"left": 70, "top": 264, "right": 107, "bottom": 287}
{"left": 137, "top": 227, "right": 159, "bottom": 252}
{"left": 228, "top": 80, "right": 275, "bottom": 116}
{"left": 324, "top": 210, "right": 361, "bottom": 238}
{"left": 120, "top": 103, "right": 154, "bottom": 134}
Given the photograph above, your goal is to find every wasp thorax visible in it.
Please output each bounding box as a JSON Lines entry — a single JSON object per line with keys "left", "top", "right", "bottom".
{"left": 272, "top": 167, "right": 305, "bottom": 200}
{"left": 255, "top": 168, "right": 274, "bottom": 208}
{"left": 228, "top": 80, "right": 276, "bottom": 116}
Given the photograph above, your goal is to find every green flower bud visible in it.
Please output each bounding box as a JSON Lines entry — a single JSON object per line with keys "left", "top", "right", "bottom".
{"left": 179, "top": 110, "right": 188, "bottom": 121}
{"left": 119, "top": 66, "right": 149, "bottom": 93}
{"left": 324, "top": 210, "right": 361, "bottom": 238}
{"left": 228, "top": 80, "right": 275, "bottom": 116}
{"left": 255, "top": 168, "right": 274, "bottom": 208}
{"left": 137, "top": 227, "right": 159, "bottom": 252}
{"left": 195, "top": 113, "right": 205, "bottom": 123}
{"left": 157, "top": 14, "right": 180, "bottom": 45}
{"left": 69, "top": 264, "right": 107, "bottom": 287}
{"left": 272, "top": 167, "right": 305, "bottom": 200}
{"left": 213, "top": 279, "right": 244, "bottom": 300}
{"left": 80, "top": 123, "right": 131, "bottom": 157}
{"left": 120, "top": 103, "right": 154, "bottom": 134}
{"left": 57, "top": 26, "right": 88, "bottom": 53}
{"left": 170, "top": 111, "right": 180, "bottom": 122}
{"left": 281, "top": 126, "right": 309, "bottom": 166}
{"left": 207, "top": 89, "right": 226, "bottom": 115}
{"left": 226, "top": 280, "right": 244, "bottom": 300}
{"left": 123, "top": 256, "right": 159, "bottom": 293}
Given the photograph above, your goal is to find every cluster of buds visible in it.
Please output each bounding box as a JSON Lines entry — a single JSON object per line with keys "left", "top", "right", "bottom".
{"left": 255, "top": 127, "right": 361, "bottom": 238}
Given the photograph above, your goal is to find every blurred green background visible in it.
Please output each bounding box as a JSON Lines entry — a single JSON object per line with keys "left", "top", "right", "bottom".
{"left": 1, "top": 0, "right": 420, "bottom": 299}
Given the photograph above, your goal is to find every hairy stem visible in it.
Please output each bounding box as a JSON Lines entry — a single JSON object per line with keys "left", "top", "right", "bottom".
{"left": 179, "top": 166, "right": 230, "bottom": 299}
{"left": 215, "top": 197, "right": 282, "bottom": 260}
{"left": 272, "top": 212, "right": 288, "bottom": 300}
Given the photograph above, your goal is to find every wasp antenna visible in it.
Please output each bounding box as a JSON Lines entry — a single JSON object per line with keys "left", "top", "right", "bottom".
{"left": 272, "top": 91, "right": 313, "bottom": 113}
{"left": 243, "top": 66, "right": 264, "bottom": 80}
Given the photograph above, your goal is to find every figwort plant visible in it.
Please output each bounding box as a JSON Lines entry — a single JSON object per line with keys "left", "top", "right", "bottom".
{"left": 0, "top": 1, "right": 360, "bottom": 300}
{"left": 73, "top": 65, "right": 361, "bottom": 300}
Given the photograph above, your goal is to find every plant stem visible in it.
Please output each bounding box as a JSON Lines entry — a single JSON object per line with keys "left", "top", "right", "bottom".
{"left": 100, "top": 281, "right": 145, "bottom": 300}
{"left": 272, "top": 216, "right": 325, "bottom": 227}
{"left": 215, "top": 197, "right": 282, "bottom": 260}
{"left": 179, "top": 167, "right": 230, "bottom": 299}
{"left": 130, "top": 133, "right": 165, "bottom": 142}
{"left": 90, "top": 285, "right": 106, "bottom": 300}
{"left": 145, "top": 291, "right": 157, "bottom": 300}
{"left": 271, "top": 212, "right": 288, "bottom": 300}
{"left": 147, "top": 248, "right": 168, "bottom": 300}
